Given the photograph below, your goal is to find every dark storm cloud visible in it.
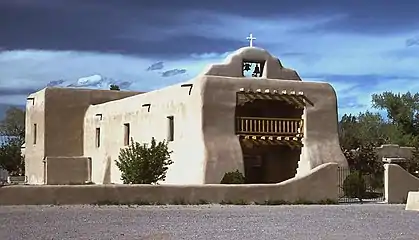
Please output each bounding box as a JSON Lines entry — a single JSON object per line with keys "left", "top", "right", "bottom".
{"left": 406, "top": 37, "right": 419, "bottom": 47}
{"left": 147, "top": 62, "right": 165, "bottom": 71}
{"left": 1, "top": 0, "right": 418, "bottom": 57}
{"left": 161, "top": 69, "right": 187, "bottom": 77}
{"left": 47, "top": 80, "right": 65, "bottom": 87}
{"left": 0, "top": 87, "right": 39, "bottom": 96}
{"left": 305, "top": 74, "right": 419, "bottom": 85}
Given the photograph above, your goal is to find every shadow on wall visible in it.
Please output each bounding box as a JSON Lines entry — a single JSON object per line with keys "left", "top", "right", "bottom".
{"left": 385, "top": 164, "right": 419, "bottom": 203}
{"left": 0, "top": 163, "right": 339, "bottom": 205}
{"left": 103, "top": 157, "right": 112, "bottom": 184}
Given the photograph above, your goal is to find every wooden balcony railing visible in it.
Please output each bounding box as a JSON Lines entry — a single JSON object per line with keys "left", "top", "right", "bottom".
{"left": 236, "top": 117, "right": 303, "bottom": 136}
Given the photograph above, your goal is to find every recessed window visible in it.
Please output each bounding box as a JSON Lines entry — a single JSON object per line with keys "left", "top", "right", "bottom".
{"left": 33, "top": 124, "right": 37, "bottom": 144}
{"left": 167, "top": 116, "right": 174, "bottom": 142}
{"left": 124, "top": 123, "right": 130, "bottom": 146}
{"left": 95, "top": 128, "right": 100, "bottom": 148}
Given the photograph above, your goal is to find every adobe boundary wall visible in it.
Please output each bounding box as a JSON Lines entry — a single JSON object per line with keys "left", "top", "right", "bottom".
{"left": 0, "top": 163, "right": 338, "bottom": 205}
{"left": 405, "top": 191, "right": 419, "bottom": 211}
{"left": 384, "top": 164, "right": 419, "bottom": 203}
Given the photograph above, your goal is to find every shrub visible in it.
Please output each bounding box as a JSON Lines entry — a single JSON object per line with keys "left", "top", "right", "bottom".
{"left": 220, "top": 170, "right": 245, "bottom": 184}
{"left": 115, "top": 137, "right": 173, "bottom": 184}
{"left": 343, "top": 171, "right": 366, "bottom": 201}
{"left": 109, "top": 84, "right": 120, "bottom": 90}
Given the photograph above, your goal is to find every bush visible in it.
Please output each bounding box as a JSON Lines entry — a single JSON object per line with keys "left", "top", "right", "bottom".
{"left": 343, "top": 171, "right": 366, "bottom": 200}
{"left": 220, "top": 170, "right": 245, "bottom": 184}
{"left": 115, "top": 137, "right": 173, "bottom": 184}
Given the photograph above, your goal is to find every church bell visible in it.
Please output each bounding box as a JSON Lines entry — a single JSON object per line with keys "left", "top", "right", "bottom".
{"left": 243, "top": 63, "right": 251, "bottom": 71}
{"left": 253, "top": 64, "right": 261, "bottom": 75}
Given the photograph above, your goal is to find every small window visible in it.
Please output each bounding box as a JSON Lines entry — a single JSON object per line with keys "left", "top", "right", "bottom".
{"left": 33, "top": 124, "right": 37, "bottom": 144}
{"left": 167, "top": 116, "right": 174, "bottom": 141}
{"left": 124, "top": 123, "right": 130, "bottom": 146}
{"left": 95, "top": 128, "right": 100, "bottom": 148}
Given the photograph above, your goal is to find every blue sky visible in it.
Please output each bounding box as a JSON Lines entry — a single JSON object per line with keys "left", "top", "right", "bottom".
{"left": 0, "top": 0, "right": 418, "bottom": 119}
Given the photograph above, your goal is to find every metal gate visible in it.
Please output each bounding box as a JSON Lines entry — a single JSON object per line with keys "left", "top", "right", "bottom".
{"left": 337, "top": 167, "right": 385, "bottom": 203}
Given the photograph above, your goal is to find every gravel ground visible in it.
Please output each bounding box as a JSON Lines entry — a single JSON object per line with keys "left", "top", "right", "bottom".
{"left": 0, "top": 204, "right": 418, "bottom": 240}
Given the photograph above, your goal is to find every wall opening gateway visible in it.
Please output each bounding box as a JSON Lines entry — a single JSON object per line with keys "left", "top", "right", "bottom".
{"left": 235, "top": 91, "right": 305, "bottom": 184}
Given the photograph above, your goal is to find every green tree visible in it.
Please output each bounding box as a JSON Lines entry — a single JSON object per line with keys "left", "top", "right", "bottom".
{"left": 109, "top": 84, "right": 120, "bottom": 91}
{"left": 0, "top": 107, "right": 25, "bottom": 145}
{"left": 0, "top": 138, "right": 24, "bottom": 175}
{"left": 0, "top": 107, "right": 25, "bottom": 175}
{"left": 115, "top": 137, "right": 173, "bottom": 184}
{"left": 371, "top": 91, "right": 419, "bottom": 146}
{"left": 339, "top": 114, "right": 361, "bottom": 150}
{"left": 339, "top": 111, "right": 397, "bottom": 150}
{"left": 343, "top": 142, "right": 383, "bottom": 176}
{"left": 339, "top": 110, "right": 413, "bottom": 150}
{"left": 400, "top": 147, "right": 419, "bottom": 178}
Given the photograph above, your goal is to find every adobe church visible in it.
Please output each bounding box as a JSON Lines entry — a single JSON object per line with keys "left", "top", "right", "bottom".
{"left": 24, "top": 39, "right": 348, "bottom": 185}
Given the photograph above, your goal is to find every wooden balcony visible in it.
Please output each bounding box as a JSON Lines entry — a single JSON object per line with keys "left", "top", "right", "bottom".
{"left": 236, "top": 117, "right": 303, "bottom": 136}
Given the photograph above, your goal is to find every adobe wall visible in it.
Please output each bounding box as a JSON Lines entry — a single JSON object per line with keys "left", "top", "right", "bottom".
{"left": 198, "top": 47, "right": 347, "bottom": 183}
{"left": 385, "top": 163, "right": 419, "bottom": 203}
{"left": 44, "top": 88, "right": 140, "bottom": 157}
{"left": 200, "top": 47, "right": 302, "bottom": 80}
{"left": 0, "top": 163, "right": 338, "bottom": 205}
{"left": 405, "top": 191, "right": 419, "bottom": 211}
{"left": 25, "top": 89, "right": 46, "bottom": 184}
{"left": 24, "top": 87, "right": 139, "bottom": 184}
{"left": 83, "top": 81, "right": 206, "bottom": 184}
{"left": 375, "top": 144, "right": 415, "bottom": 160}
{"left": 46, "top": 157, "right": 91, "bottom": 185}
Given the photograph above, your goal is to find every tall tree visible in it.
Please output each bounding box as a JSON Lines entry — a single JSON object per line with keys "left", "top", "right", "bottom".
{"left": 0, "top": 107, "right": 25, "bottom": 175}
{"left": 0, "top": 107, "right": 25, "bottom": 144}
{"left": 339, "top": 111, "right": 400, "bottom": 150}
{"left": 0, "top": 139, "right": 24, "bottom": 175}
{"left": 371, "top": 91, "right": 419, "bottom": 146}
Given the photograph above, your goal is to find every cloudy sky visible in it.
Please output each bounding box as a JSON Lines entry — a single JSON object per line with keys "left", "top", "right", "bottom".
{"left": 0, "top": 0, "right": 418, "bottom": 119}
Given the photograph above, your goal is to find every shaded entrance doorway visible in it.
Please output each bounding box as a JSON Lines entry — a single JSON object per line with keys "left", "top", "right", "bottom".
{"left": 241, "top": 143, "right": 301, "bottom": 183}
{"left": 235, "top": 91, "right": 305, "bottom": 184}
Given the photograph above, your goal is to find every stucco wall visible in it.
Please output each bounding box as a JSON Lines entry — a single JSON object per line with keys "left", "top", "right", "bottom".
{"left": 83, "top": 82, "right": 205, "bottom": 184}
{"left": 46, "top": 157, "right": 91, "bottom": 185}
{"left": 44, "top": 88, "right": 140, "bottom": 157}
{"left": 405, "top": 191, "right": 419, "bottom": 211}
{"left": 0, "top": 163, "right": 338, "bottom": 205}
{"left": 376, "top": 144, "right": 414, "bottom": 160}
{"left": 25, "top": 87, "right": 140, "bottom": 184}
{"left": 25, "top": 89, "right": 46, "bottom": 184}
{"left": 385, "top": 163, "right": 419, "bottom": 203}
{"left": 200, "top": 47, "right": 301, "bottom": 80}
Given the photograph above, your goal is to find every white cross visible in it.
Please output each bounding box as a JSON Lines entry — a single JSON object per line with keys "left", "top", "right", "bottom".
{"left": 246, "top": 33, "right": 256, "bottom": 47}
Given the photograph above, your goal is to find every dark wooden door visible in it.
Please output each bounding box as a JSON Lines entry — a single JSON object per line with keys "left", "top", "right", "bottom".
{"left": 243, "top": 155, "right": 264, "bottom": 183}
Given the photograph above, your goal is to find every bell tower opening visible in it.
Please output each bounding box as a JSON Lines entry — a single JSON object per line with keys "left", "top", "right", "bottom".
{"left": 235, "top": 89, "right": 306, "bottom": 184}
{"left": 242, "top": 60, "right": 265, "bottom": 78}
